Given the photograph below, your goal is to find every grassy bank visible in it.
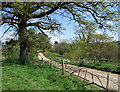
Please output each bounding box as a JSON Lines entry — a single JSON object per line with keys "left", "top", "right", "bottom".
{"left": 2, "top": 60, "right": 101, "bottom": 90}
{"left": 44, "top": 52, "right": 120, "bottom": 74}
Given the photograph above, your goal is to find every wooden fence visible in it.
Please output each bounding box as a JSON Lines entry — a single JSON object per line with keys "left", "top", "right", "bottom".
{"left": 41, "top": 58, "right": 117, "bottom": 90}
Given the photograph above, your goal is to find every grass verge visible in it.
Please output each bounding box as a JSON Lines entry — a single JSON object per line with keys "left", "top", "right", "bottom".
{"left": 44, "top": 52, "right": 120, "bottom": 74}
{"left": 2, "top": 60, "right": 102, "bottom": 90}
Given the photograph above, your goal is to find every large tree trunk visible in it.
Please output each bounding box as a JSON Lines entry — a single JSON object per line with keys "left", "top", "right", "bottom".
{"left": 19, "top": 39, "right": 28, "bottom": 64}
{"left": 18, "top": 22, "right": 29, "bottom": 64}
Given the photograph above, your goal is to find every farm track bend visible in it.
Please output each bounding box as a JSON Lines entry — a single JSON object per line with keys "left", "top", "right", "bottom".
{"left": 38, "top": 53, "right": 120, "bottom": 90}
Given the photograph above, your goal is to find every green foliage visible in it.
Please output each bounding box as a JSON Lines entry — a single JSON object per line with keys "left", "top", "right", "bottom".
{"left": 2, "top": 60, "right": 101, "bottom": 90}
{"left": 2, "top": 39, "right": 20, "bottom": 61}
{"left": 88, "top": 41, "right": 118, "bottom": 60}
{"left": 64, "top": 40, "right": 88, "bottom": 61}
{"left": 2, "top": 28, "right": 52, "bottom": 63}
{"left": 48, "top": 72, "right": 87, "bottom": 90}
{"left": 27, "top": 28, "right": 52, "bottom": 62}
{"left": 43, "top": 52, "right": 64, "bottom": 63}
{"left": 2, "top": 2, "right": 118, "bottom": 64}
{"left": 102, "top": 42, "right": 118, "bottom": 60}
{"left": 28, "top": 28, "right": 52, "bottom": 52}
{"left": 53, "top": 34, "right": 117, "bottom": 61}
{"left": 79, "top": 62, "right": 120, "bottom": 73}
{"left": 75, "top": 21, "right": 97, "bottom": 43}
{"left": 44, "top": 52, "right": 120, "bottom": 74}
{"left": 53, "top": 42, "right": 71, "bottom": 55}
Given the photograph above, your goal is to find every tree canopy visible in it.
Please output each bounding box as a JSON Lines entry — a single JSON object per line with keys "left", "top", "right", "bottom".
{"left": 1, "top": 2, "right": 118, "bottom": 64}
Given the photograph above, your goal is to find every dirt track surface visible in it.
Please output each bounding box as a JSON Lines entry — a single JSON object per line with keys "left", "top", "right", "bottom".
{"left": 38, "top": 53, "right": 120, "bottom": 90}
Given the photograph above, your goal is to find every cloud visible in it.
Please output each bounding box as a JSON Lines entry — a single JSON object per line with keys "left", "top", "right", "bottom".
{"left": 1, "top": 31, "right": 14, "bottom": 42}
{"left": 96, "top": 30, "right": 102, "bottom": 34}
{"left": 81, "top": 24, "right": 86, "bottom": 28}
{"left": 29, "top": 18, "right": 39, "bottom": 23}
{"left": 106, "top": 21, "right": 113, "bottom": 26}
{"left": 62, "top": 38, "right": 73, "bottom": 43}
{"left": 50, "top": 36, "right": 60, "bottom": 44}
{"left": 43, "top": 30, "right": 52, "bottom": 34}
{"left": 50, "top": 34, "right": 67, "bottom": 44}
{"left": 84, "top": 11, "right": 89, "bottom": 15}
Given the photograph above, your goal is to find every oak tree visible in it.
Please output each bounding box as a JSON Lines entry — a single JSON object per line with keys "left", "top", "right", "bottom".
{"left": 1, "top": 2, "right": 117, "bottom": 64}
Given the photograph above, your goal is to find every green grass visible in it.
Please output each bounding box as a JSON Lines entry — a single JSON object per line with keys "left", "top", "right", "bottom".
{"left": 2, "top": 60, "right": 102, "bottom": 90}
{"left": 44, "top": 52, "right": 120, "bottom": 74}
{"left": 43, "top": 52, "right": 64, "bottom": 63}
{"left": 79, "top": 62, "right": 120, "bottom": 73}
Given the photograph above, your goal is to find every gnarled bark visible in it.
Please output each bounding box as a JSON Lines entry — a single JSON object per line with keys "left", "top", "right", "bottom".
{"left": 18, "top": 20, "right": 29, "bottom": 64}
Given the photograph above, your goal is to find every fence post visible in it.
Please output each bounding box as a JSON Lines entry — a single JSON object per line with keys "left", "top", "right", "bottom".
{"left": 55, "top": 62, "right": 57, "bottom": 67}
{"left": 91, "top": 73, "right": 94, "bottom": 90}
{"left": 57, "top": 63, "right": 59, "bottom": 68}
{"left": 51, "top": 60, "right": 53, "bottom": 71}
{"left": 84, "top": 70, "right": 87, "bottom": 79}
{"left": 62, "top": 59, "right": 65, "bottom": 75}
{"left": 41, "top": 58, "right": 43, "bottom": 64}
{"left": 106, "top": 73, "right": 109, "bottom": 90}
{"left": 65, "top": 64, "right": 67, "bottom": 71}
{"left": 78, "top": 69, "right": 81, "bottom": 77}
{"left": 59, "top": 63, "right": 61, "bottom": 69}
{"left": 48, "top": 59, "right": 50, "bottom": 65}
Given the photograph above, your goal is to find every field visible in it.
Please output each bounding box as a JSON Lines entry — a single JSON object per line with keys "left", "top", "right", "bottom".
{"left": 44, "top": 52, "right": 120, "bottom": 74}
{"left": 2, "top": 60, "right": 101, "bottom": 90}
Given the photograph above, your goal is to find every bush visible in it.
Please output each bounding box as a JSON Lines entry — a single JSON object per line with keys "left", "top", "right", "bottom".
{"left": 2, "top": 41, "right": 20, "bottom": 61}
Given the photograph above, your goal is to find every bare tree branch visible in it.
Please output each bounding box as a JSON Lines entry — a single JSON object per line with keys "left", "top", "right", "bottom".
{"left": 3, "top": 20, "right": 19, "bottom": 24}
{"left": 3, "top": 16, "right": 18, "bottom": 21}
{"left": 2, "top": 2, "right": 13, "bottom": 8}
{"left": 0, "top": 26, "right": 12, "bottom": 39}
{"left": 72, "top": 2, "right": 108, "bottom": 28}
{"left": 2, "top": 8, "right": 18, "bottom": 16}
{"left": 86, "top": 9, "right": 103, "bottom": 28}
{"left": 36, "top": 25, "right": 50, "bottom": 39}
{"left": 28, "top": 3, "right": 51, "bottom": 14}
{"left": 62, "top": 6, "right": 76, "bottom": 21}
{"left": 31, "top": 2, "right": 69, "bottom": 19}
{"left": 26, "top": 22, "right": 41, "bottom": 27}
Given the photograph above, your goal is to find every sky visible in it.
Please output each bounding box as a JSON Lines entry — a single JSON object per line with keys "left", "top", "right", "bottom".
{"left": 0, "top": 15, "right": 76, "bottom": 44}
{"left": 0, "top": 3, "right": 119, "bottom": 44}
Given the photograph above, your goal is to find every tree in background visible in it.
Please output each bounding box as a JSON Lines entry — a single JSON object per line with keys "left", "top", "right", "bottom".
{"left": 75, "top": 21, "right": 97, "bottom": 43}
{"left": 53, "top": 40, "right": 85, "bottom": 61}
{"left": 28, "top": 28, "right": 52, "bottom": 52}
{"left": 2, "top": 2, "right": 118, "bottom": 64}
{"left": 87, "top": 33, "right": 118, "bottom": 62}
{"left": 2, "top": 39, "right": 20, "bottom": 61}
{"left": 27, "top": 28, "right": 52, "bottom": 62}
{"left": 102, "top": 42, "right": 118, "bottom": 61}
{"left": 63, "top": 33, "right": 118, "bottom": 62}
{"left": 54, "top": 41, "right": 59, "bottom": 45}
{"left": 53, "top": 42, "right": 71, "bottom": 55}
{"left": 63, "top": 39, "right": 88, "bottom": 61}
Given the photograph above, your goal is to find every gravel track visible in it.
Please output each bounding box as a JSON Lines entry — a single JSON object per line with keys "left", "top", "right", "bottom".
{"left": 38, "top": 53, "right": 120, "bottom": 90}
